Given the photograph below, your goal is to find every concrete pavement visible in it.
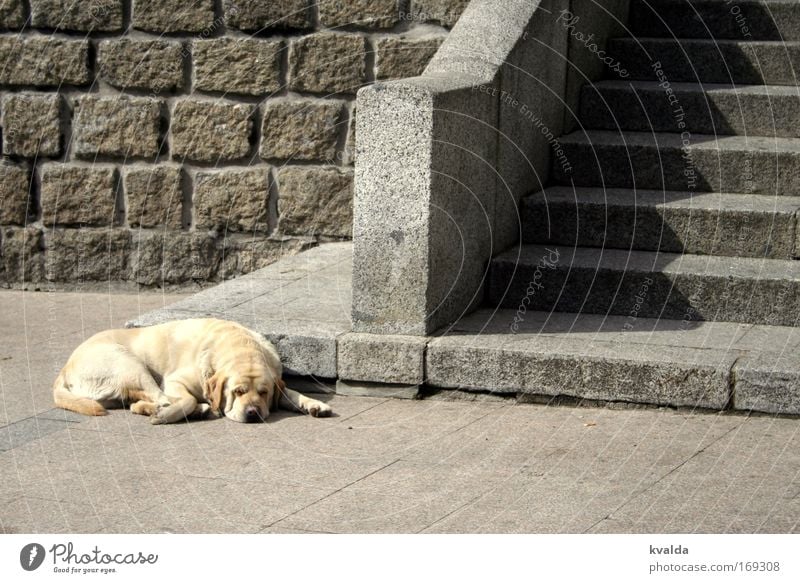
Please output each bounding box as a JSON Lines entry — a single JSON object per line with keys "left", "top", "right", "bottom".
{"left": 0, "top": 289, "right": 798, "bottom": 534}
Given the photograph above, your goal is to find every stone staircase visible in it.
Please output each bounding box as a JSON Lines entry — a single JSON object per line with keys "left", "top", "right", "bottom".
{"left": 479, "top": 0, "right": 800, "bottom": 412}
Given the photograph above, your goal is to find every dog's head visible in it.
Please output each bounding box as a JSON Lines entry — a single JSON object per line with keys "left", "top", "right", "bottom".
{"left": 204, "top": 367, "right": 284, "bottom": 423}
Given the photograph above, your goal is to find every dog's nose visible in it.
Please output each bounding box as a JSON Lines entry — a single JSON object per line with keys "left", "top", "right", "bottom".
{"left": 245, "top": 407, "right": 261, "bottom": 422}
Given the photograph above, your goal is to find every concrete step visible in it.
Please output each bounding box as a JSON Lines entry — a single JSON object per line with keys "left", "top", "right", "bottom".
{"left": 607, "top": 37, "right": 800, "bottom": 85}
{"left": 630, "top": 0, "right": 800, "bottom": 41}
{"left": 487, "top": 244, "right": 800, "bottom": 326}
{"left": 427, "top": 308, "right": 800, "bottom": 414}
{"left": 579, "top": 80, "right": 800, "bottom": 137}
{"left": 521, "top": 187, "right": 800, "bottom": 259}
{"left": 554, "top": 130, "right": 800, "bottom": 194}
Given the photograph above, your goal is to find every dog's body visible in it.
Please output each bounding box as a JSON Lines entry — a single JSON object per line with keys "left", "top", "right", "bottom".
{"left": 53, "top": 318, "right": 331, "bottom": 424}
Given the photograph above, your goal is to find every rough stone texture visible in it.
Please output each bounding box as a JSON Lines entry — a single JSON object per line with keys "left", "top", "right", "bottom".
{"left": 44, "top": 229, "right": 130, "bottom": 282}
{"left": 733, "top": 353, "right": 800, "bottom": 415}
{"left": 193, "top": 168, "right": 269, "bottom": 233}
{"left": 320, "top": 0, "right": 399, "bottom": 28}
{"left": 409, "top": 0, "right": 469, "bottom": 27}
{"left": 489, "top": 244, "right": 800, "bottom": 327}
{"left": 97, "top": 39, "right": 184, "bottom": 92}
{"left": 133, "top": 0, "right": 215, "bottom": 33}
{"left": 128, "top": 231, "right": 220, "bottom": 285}
{"left": 2, "top": 93, "right": 61, "bottom": 158}
{"left": 0, "top": 162, "right": 30, "bottom": 225}
{"left": 335, "top": 380, "right": 421, "bottom": 399}
{"left": 522, "top": 187, "right": 800, "bottom": 260}
{"left": 260, "top": 100, "right": 343, "bottom": 161}
{"left": 171, "top": 100, "right": 254, "bottom": 162}
{"left": 218, "top": 236, "right": 315, "bottom": 279}
{"left": 277, "top": 166, "right": 353, "bottom": 237}
{"left": 426, "top": 329, "right": 735, "bottom": 409}
{"left": 581, "top": 81, "right": 800, "bottom": 138}
{"left": 73, "top": 96, "right": 162, "bottom": 159}
{"left": 224, "top": 0, "right": 312, "bottom": 31}
{"left": 40, "top": 165, "right": 117, "bottom": 227}
{"left": 338, "top": 333, "right": 427, "bottom": 385}
{"left": 0, "top": 0, "right": 25, "bottom": 29}
{"left": 1, "top": 227, "right": 44, "bottom": 283}
{"left": 289, "top": 33, "right": 367, "bottom": 95}
{"left": 607, "top": 37, "right": 800, "bottom": 85}
{"left": 123, "top": 165, "right": 183, "bottom": 229}
{"left": 555, "top": 131, "right": 800, "bottom": 195}
{"left": 0, "top": 37, "right": 89, "bottom": 86}
{"left": 30, "top": 0, "right": 123, "bottom": 31}
{"left": 375, "top": 37, "right": 445, "bottom": 80}
{"left": 193, "top": 38, "right": 282, "bottom": 96}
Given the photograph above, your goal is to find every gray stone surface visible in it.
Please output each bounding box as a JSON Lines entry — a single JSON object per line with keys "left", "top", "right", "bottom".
{"left": 171, "top": 100, "right": 254, "bottom": 162}
{"left": 133, "top": 0, "right": 215, "bottom": 33}
{"left": 409, "top": 0, "right": 470, "bottom": 27}
{"left": 193, "top": 38, "right": 283, "bottom": 96}
{"left": 0, "top": 37, "right": 89, "bottom": 86}
{"left": 289, "top": 33, "right": 367, "bottom": 95}
{"left": 0, "top": 0, "right": 24, "bottom": 29}
{"left": 0, "top": 162, "right": 30, "bottom": 225}
{"left": 260, "top": 100, "right": 344, "bottom": 161}
{"left": 277, "top": 166, "right": 353, "bottom": 237}
{"left": 335, "top": 380, "right": 421, "bottom": 399}
{"left": 128, "top": 231, "right": 220, "bottom": 285}
{"left": 733, "top": 352, "right": 800, "bottom": 415}
{"left": 193, "top": 168, "right": 269, "bottom": 233}
{"left": 630, "top": 0, "right": 800, "bottom": 41}
{"left": 581, "top": 81, "right": 800, "bottom": 138}
{"left": 73, "top": 96, "right": 162, "bottom": 159}
{"left": 30, "top": 0, "right": 122, "bottom": 31}
{"left": 522, "top": 187, "right": 800, "bottom": 259}
{"left": 338, "top": 333, "right": 428, "bottom": 385}
{"left": 0, "top": 417, "right": 73, "bottom": 451}
{"left": 320, "top": 0, "right": 398, "bottom": 28}
{"left": 44, "top": 229, "right": 130, "bottom": 282}
{"left": 123, "top": 165, "right": 183, "bottom": 229}
{"left": 608, "top": 37, "right": 800, "bottom": 85}
{"left": 489, "top": 244, "right": 800, "bottom": 327}
{"left": 0, "top": 227, "right": 44, "bottom": 283}
{"left": 375, "top": 36, "right": 444, "bottom": 80}
{"left": 40, "top": 164, "right": 117, "bottom": 227}
{"left": 97, "top": 39, "right": 184, "bottom": 92}
{"left": 224, "top": 0, "right": 312, "bottom": 31}
{"left": 555, "top": 130, "right": 800, "bottom": 195}
{"left": 2, "top": 93, "right": 61, "bottom": 157}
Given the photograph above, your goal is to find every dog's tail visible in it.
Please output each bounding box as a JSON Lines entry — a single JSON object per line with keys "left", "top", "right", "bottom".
{"left": 52, "top": 370, "right": 107, "bottom": 416}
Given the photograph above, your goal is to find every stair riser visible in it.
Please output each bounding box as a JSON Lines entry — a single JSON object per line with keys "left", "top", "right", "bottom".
{"left": 630, "top": 0, "right": 800, "bottom": 41}
{"left": 521, "top": 199, "right": 797, "bottom": 259}
{"left": 608, "top": 39, "right": 800, "bottom": 85}
{"left": 580, "top": 85, "right": 800, "bottom": 137}
{"left": 488, "top": 261, "right": 800, "bottom": 326}
{"left": 554, "top": 140, "right": 800, "bottom": 195}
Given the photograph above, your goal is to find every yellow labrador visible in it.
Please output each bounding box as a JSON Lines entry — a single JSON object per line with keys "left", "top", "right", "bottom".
{"left": 53, "top": 318, "right": 332, "bottom": 424}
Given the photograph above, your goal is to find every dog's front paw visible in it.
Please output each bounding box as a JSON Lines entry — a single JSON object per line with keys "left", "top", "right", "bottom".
{"left": 150, "top": 412, "right": 169, "bottom": 425}
{"left": 307, "top": 401, "right": 332, "bottom": 418}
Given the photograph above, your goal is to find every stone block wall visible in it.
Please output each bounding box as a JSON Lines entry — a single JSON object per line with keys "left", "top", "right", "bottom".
{"left": 0, "top": 0, "right": 467, "bottom": 287}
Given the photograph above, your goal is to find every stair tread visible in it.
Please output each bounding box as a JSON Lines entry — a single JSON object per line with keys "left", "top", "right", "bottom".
{"left": 525, "top": 186, "right": 800, "bottom": 213}
{"left": 589, "top": 78, "right": 800, "bottom": 96}
{"left": 494, "top": 244, "right": 800, "bottom": 280}
{"left": 560, "top": 129, "right": 800, "bottom": 153}
{"left": 613, "top": 36, "right": 800, "bottom": 47}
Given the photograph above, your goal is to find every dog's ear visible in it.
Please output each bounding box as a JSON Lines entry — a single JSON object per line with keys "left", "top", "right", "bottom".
{"left": 204, "top": 372, "right": 226, "bottom": 415}
{"left": 272, "top": 378, "right": 286, "bottom": 410}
